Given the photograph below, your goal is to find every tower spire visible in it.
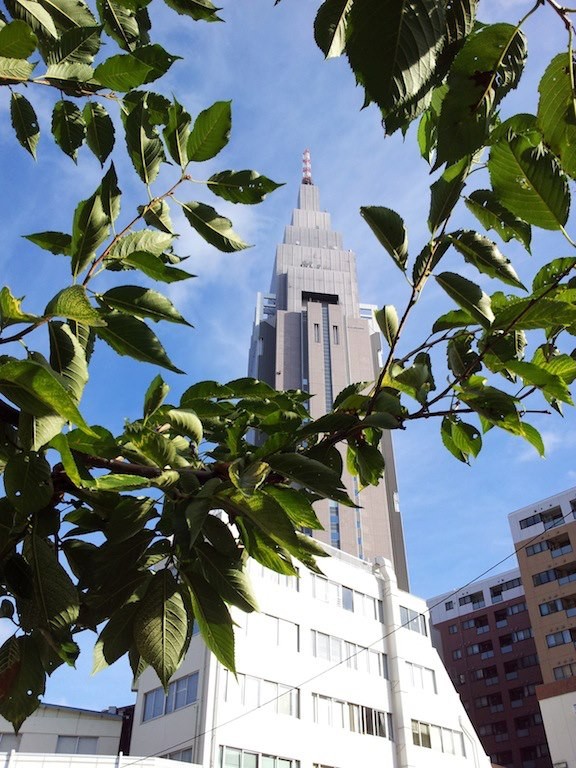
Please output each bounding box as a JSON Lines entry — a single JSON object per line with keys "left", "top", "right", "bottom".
{"left": 302, "top": 148, "right": 313, "bottom": 185}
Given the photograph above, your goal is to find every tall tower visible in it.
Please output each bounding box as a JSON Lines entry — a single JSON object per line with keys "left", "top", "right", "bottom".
{"left": 249, "top": 151, "right": 409, "bottom": 591}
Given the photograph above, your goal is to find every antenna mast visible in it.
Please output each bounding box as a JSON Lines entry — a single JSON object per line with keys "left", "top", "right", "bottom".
{"left": 302, "top": 148, "right": 313, "bottom": 185}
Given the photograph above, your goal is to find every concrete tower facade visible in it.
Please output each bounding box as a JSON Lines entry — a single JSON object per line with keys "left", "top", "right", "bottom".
{"left": 248, "top": 153, "right": 408, "bottom": 591}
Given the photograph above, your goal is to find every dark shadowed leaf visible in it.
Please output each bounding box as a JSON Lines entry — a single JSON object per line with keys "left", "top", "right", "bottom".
{"left": 0, "top": 635, "right": 45, "bottom": 731}
{"left": 162, "top": 0, "right": 222, "bottom": 21}
{"left": 10, "top": 92, "right": 39, "bottom": 157}
{"left": 96, "top": 313, "right": 184, "bottom": 372}
{"left": 0, "top": 20, "right": 37, "bottom": 57}
{"left": 99, "top": 286, "right": 190, "bottom": 325}
{"left": 207, "top": 170, "right": 282, "bottom": 204}
{"left": 134, "top": 570, "right": 187, "bottom": 687}
{"left": 436, "top": 272, "right": 494, "bottom": 328}
{"left": 180, "top": 201, "right": 249, "bottom": 252}
{"left": 360, "top": 206, "right": 408, "bottom": 272}
{"left": 465, "top": 189, "right": 531, "bottom": 251}
{"left": 83, "top": 102, "right": 114, "bottom": 164}
{"left": 314, "top": 0, "right": 353, "bottom": 58}
{"left": 448, "top": 230, "right": 525, "bottom": 289}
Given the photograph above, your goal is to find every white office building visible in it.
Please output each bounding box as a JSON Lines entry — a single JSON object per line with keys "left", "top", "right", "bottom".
{"left": 130, "top": 547, "right": 490, "bottom": 768}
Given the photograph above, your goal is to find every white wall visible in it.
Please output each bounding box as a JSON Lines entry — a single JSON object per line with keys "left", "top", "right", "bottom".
{"left": 539, "top": 690, "right": 576, "bottom": 767}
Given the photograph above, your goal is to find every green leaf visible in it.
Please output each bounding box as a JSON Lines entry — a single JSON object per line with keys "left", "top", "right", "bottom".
{"left": 4, "top": 451, "right": 53, "bottom": 513}
{"left": 70, "top": 180, "right": 111, "bottom": 278}
{"left": 0, "top": 56, "right": 34, "bottom": 81}
{"left": 489, "top": 135, "right": 570, "bottom": 230}
{"left": 96, "top": 313, "right": 183, "bottom": 373}
{"left": 98, "top": 285, "right": 190, "bottom": 325}
{"left": 22, "top": 533, "right": 80, "bottom": 631}
{"left": 124, "top": 93, "right": 165, "bottom": 184}
{"left": 143, "top": 374, "right": 169, "bottom": 420}
{"left": 122, "top": 251, "right": 192, "bottom": 283}
{"left": 45, "top": 285, "right": 104, "bottom": 325}
{"left": 266, "top": 452, "right": 354, "bottom": 507}
{"left": 44, "top": 25, "right": 101, "bottom": 65}
{"left": 519, "top": 421, "right": 544, "bottom": 456}
{"left": 448, "top": 230, "right": 525, "bottom": 289}
{"left": 163, "top": 99, "right": 190, "bottom": 168}
{"left": 436, "top": 24, "right": 527, "bottom": 166}
{"left": 343, "top": 0, "right": 445, "bottom": 131}
{"left": 107, "top": 230, "right": 173, "bottom": 262}
{"left": 24, "top": 230, "right": 71, "bottom": 255}
{"left": 83, "top": 102, "right": 114, "bottom": 165}
{"left": 435, "top": 272, "right": 494, "bottom": 328}
{"left": 48, "top": 321, "right": 89, "bottom": 403}
{"left": 374, "top": 305, "right": 398, "bottom": 347}
{"left": 141, "top": 199, "right": 174, "bottom": 234}
{"left": 196, "top": 542, "right": 258, "bottom": 613}
{"left": 207, "top": 170, "right": 282, "bottom": 205}
{"left": 532, "top": 257, "right": 576, "bottom": 292}
{"left": 37, "top": 0, "right": 96, "bottom": 31}
{"left": 537, "top": 53, "right": 576, "bottom": 179}
{"left": 0, "top": 20, "right": 37, "bottom": 57}
{"left": 0, "top": 635, "right": 45, "bottom": 731}
{"left": 10, "top": 92, "right": 39, "bottom": 157}
{"left": 464, "top": 189, "right": 531, "bottom": 251}
{"left": 164, "top": 409, "right": 202, "bottom": 442}
{"left": 0, "top": 287, "right": 38, "bottom": 326}
{"left": 162, "top": 0, "right": 222, "bottom": 21}
{"left": 183, "top": 571, "right": 234, "bottom": 672}
{"left": 186, "top": 101, "right": 230, "bottom": 162}
{"left": 263, "top": 485, "right": 322, "bottom": 530}
{"left": 347, "top": 441, "right": 385, "bottom": 487}
{"left": 4, "top": 0, "right": 58, "bottom": 39}
{"left": 93, "top": 602, "right": 139, "bottom": 672}
{"left": 360, "top": 207, "right": 408, "bottom": 272}
{"left": 412, "top": 237, "right": 450, "bottom": 286}
{"left": 0, "top": 359, "right": 93, "bottom": 432}
{"left": 532, "top": 349, "right": 576, "bottom": 385}
{"left": 180, "top": 201, "right": 249, "bottom": 252}
{"left": 134, "top": 570, "right": 187, "bottom": 688}
{"left": 314, "top": 0, "right": 353, "bottom": 58}
{"left": 492, "top": 297, "right": 576, "bottom": 332}
{"left": 505, "top": 360, "right": 572, "bottom": 404}
{"left": 95, "top": 44, "right": 179, "bottom": 91}
{"left": 97, "top": 0, "right": 141, "bottom": 51}
{"left": 428, "top": 156, "right": 470, "bottom": 233}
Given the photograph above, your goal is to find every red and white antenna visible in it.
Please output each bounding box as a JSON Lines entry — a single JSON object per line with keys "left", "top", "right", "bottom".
{"left": 302, "top": 148, "right": 313, "bottom": 185}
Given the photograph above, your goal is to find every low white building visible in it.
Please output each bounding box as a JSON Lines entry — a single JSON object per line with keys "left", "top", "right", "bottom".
{"left": 130, "top": 547, "right": 490, "bottom": 768}
{"left": 0, "top": 704, "right": 123, "bottom": 756}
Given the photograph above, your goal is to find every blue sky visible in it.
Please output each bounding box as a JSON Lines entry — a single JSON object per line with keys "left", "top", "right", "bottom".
{"left": 1, "top": 0, "right": 575, "bottom": 709}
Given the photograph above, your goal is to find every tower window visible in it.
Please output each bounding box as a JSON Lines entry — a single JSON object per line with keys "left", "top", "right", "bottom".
{"left": 332, "top": 326, "right": 339, "bottom": 345}
{"left": 313, "top": 323, "right": 320, "bottom": 343}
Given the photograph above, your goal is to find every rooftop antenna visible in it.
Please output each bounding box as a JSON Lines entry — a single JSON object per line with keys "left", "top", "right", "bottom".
{"left": 302, "top": 148, "right": 313, "bottom": 185}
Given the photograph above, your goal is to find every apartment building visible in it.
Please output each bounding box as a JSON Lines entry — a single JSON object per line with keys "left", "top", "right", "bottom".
{"left": 510, "top": 487, "right": 576, "bottom": 767}
{"left": 428, "top": 570, "right": 550, "bottom": 768}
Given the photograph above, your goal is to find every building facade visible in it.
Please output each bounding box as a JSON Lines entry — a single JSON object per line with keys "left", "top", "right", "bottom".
{"left": 130, "top": 547, "right": 490, "bottom": 768}
{"left": 427, "top": 571, "right": 551, "bottom": 768}
{"left": 248, "top": 152, "right": 408, "bottom": 589}
{"left": 509, "top": 487, "right": 576, "bottom": 768}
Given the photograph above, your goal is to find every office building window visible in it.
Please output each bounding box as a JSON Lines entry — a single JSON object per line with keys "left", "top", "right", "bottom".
{"left": 222, "top": 671, "right": 298, "bottom": 717}
{"left": 245, "top": 613, "right": 299, "bottom": 652}
{"left": 332, "top": 326, "right": 339, "bottom": 345}
{"left": 312, "top": 694, "right": 392, "bottom": 739}
{"left": 313, "top": 323, "right": 320, "bottom": 343}
{"left": 405, "top": 661, "right": 437, "bottom": 693}
{"left": 221, "top": 747, "right": 299, "bottom": 768}
{"left": 448, "top": 624, "right": 458, "bottom": 634}
{"left": 546, "top": 629, "right": 576, "bottom": 647}
{"left": 310, "top": 575, "right": 382, "bottom": 621}
{"left": 533, "top": 568, "right": 557, "bottom": 586}
{"left": 143, "top": 672, "right": 199, "bottom": 721}
{"left": 411, "top": 720, "right": 465, "bottom": 756}
{"left": 311, "top": 630, "right": 387, "bottom": 677}
{"left": 56, "top": 736, "right": 98, "bottom": 754}
{"left": 329, "top": 502, "right": 340, "bottom": 549}
{"left": 554, "top": 662, "right": 576, "bottom": 680}
{"left": 400, "top": 606, "right": 427, "bottom": 635}
{"left": 452, "top": 649, "right": 462, "bottom": 660}
{"left": 445, "top": 600, "right": 454, "bottom": 610}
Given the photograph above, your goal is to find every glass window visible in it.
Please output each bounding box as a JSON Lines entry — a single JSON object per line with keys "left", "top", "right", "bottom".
{"left": 243, "top": 754, "right": 258, "bottom": 768}
{"left": 342, "top": 587, "right": 354, "bottom": 611}
{"left": 0, "top": 733, "right": 20, "bottom": 751}
{"left": 56, "top": 736, "right": 98, "bottom": 754}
